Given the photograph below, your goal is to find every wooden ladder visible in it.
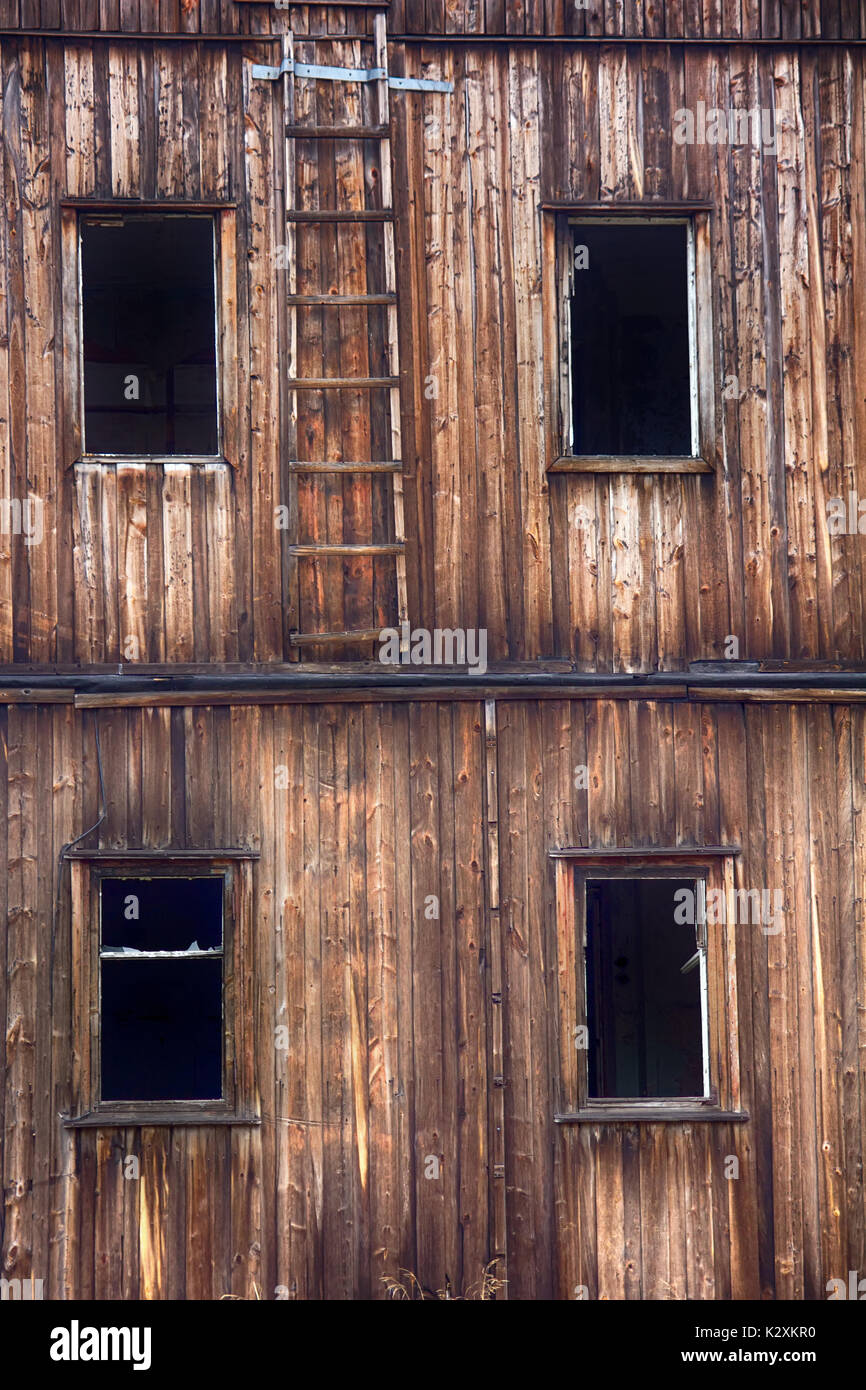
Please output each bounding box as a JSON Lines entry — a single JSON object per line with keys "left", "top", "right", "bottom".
{"left": 281, "top": 13, "right": 408, "bottom": 655}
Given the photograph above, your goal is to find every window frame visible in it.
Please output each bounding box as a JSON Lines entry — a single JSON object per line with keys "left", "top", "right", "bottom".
{"left": 580, "top": 866, "right": 711, "bottom": 1104}
{"left": 67, "top": 852, "right": 258, "bottom": 1127}
{"left": 60, "top": 201, "right": 239, "bottom": 470}
{"left": 552, "top": 849, "right": 747, "bottom": 1123}
{"left": 542, "top": 204, "right": 717, "bottom": 476}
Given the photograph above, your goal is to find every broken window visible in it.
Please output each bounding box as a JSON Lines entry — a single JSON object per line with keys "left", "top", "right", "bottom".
{"left": 584, "top": 876, "right": 708, "bottom": 1099}
{"left": 100, "top": 876, "right": 224, "bottom": 1101}
{"left": 568, "top": 220, "right": 696, "bottom": 457}
{"left": 80, "top": 215, "right": 219, "bottom": 457}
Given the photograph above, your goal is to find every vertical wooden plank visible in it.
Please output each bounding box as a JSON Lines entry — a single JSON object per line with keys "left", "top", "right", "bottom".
{"left": 821, "top": 51, "right": 863, "bottom": 661}
{"left": 3, "top": 709, "right": 38, "bottom": 1292}
{"left": 108, "top": 42, "right": 140, "bottom": 197}
{"left": 243, "top": 45, "right": 282, "bottom": 661}
{"left": 836, "top": 704, "right": 864, "bottom": 1281}
{"left": 448, "top": 701, "right": 489, "bottom": 1290}
{"left": 363, "top": 703, "right": 406, "bottom": 1295}
{"left": 274, "top": 705, "right": 308, "bottom": 1298}
{"left": 764, "top": 705, "right": 800, "bottom": 1298}
{"left": 776, "top": 53, "right": 831, "bottom": 660}
{"left": 849, "top": 708, "right": 866, "bottom": 1282}
{"left": 407, "top": 701, "right": 446, "bottom": 1290}
{"left": 116, "top": 463, "right": 148, "bottom": 665}
{"left": 161, "top": 463, "right": 194, "bottom": 662}
{"left": 806, "top": 704, "right": 847, "bottom": 1291}
{"left": 716, "top": 707, "right": 762, "bottom": 1298}
{"left": 19, "top": 44, "right": 57, "bottom": 663}
{"left": 509, "top": 49, "right": 553, "bottom": 659}
{"left": 64, "top": 44, "right": 96, "bottom": 198}
{"left": 156, "top": 43, "right": 185, "bottom": 197}
{"left": 301, "top": 702, "right": 324, "bottom": 1297}
{"left": 49, "top": 705, "right": 79, "bottom": 1299}
{"left": 94, "top": 1130, "right": 124, "bottom": 1298}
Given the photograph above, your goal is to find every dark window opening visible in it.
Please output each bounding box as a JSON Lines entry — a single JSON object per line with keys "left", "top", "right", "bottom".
{"left": 585, "top": 877, "right": 705, "bottom": 1099}
{"left": 81, "top": 217, "right": 219, "bottom": 456}
{"left": 570, "top": 223, "right": 693, "bottom": 456}
{"left": 99, "top": 876, "right": 224, "bottom": 1102}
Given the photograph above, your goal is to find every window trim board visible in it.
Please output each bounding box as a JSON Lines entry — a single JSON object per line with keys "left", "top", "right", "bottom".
{"left": 578, "top": 866, "right": 712, "bottom": 1104}
{"left": 69, "top": 854, "right": 257, "bottom": 1126}
{"left": 542, "top": 207, "right": 719, "bottom": 474}
{"left": 62, "top": 205, "right": 239, "bottom": 469}
{"left": 553, "top": 852, "right": 743, "bottom": 1122}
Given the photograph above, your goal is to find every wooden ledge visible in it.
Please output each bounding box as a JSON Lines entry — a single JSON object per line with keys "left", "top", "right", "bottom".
{"left": 549, "top": 845, "right": 740, "bottom": 859}
{"left": 548, "top": 455, "right": 713, "bottom": 474}
{"left": 65, "top": 1112, "right": 261, "bottom": 1128}
{"left": 63, "top": 199, "right": 237, "bottom": 210}
{"left": 542, "top": 201, "right": 715, "bottom": 213}
{"left": 66, "top": 848, "right": 261, "bottom": 860}
{"left": 556, "top": 1108, "right": 749, "bottom": 1124}
{"left": 70, "top": 455, "right": 235, "bottom": 470}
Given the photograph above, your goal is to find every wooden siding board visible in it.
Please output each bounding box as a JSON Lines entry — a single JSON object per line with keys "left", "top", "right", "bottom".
{"left": 807, "top": 704, "right": 847, "bottom": 1290}
{"left": 433, "top": 704, "right": 460, "bottom": 1288}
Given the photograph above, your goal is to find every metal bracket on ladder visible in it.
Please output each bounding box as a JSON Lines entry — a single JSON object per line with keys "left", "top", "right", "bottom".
{"left": 252, "top": 56, "right": 453, "bottom": 92}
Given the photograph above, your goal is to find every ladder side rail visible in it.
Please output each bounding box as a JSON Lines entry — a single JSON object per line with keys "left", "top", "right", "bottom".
{"left": 282, "top": 31, "right": 301, "bottom": 657}
{"left": 374, "top": 11, "right": 409, "bottom": 639}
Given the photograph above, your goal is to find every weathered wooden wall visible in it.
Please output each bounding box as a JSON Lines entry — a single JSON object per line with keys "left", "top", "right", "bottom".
{"left": 1, "top": 35, "right": 864, "bottom": 665}
{"left": 393, "top": 42, "right": 866, "bottom": 667}
{"left": 1, "top": 694, "right": 864, "bottom": 1298}
{"left": 0, "top": 0, "right": 862, "bottom": 41}
{"left": 388, "top": 0, "right": 866, "bottom": 39}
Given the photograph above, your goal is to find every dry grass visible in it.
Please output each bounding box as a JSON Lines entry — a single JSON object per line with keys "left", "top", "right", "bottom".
{"left": 218, "top": 1263, "right": 506, "bottom": 1301}
{"left": 382, "top": 1259, "right": 506, "bottom": 1301}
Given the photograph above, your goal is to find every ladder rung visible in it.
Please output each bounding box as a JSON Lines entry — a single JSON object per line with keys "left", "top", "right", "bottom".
{"left": 289, "top": 543, "right": 404, "bottom": 556}
{"left": 290, "top": 376, "right": 399, "bottom": 389}
{"left": 290, "top": 628, "right": 383, "bottom": 645}
{"left": 287, "top": 294, "right": 397, "bottom": 306}
{"left": 286, "top": 210, "right": 395, "bottom": 223}
{"left": 289, "top": 461, "right": 402, "bottom": 473}
{"left": 286, "top": 124, "right": 390, "bottom": 139}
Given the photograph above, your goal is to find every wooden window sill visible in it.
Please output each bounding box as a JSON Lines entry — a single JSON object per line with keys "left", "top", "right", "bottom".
{"left": 555, "top": 1107, "right": 749, "bottom": 1124}
{"left": 72, "top": 455, "right": 234, "bottom": 469}
{"left": 548, "top": 455, "right": 713, "bottom": 475}
{"left": 65, "top": 1111, "right": 261, "bottom": 1128}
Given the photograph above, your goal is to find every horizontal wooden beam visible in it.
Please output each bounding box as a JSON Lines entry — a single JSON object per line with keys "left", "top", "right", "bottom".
{"left": 286, "top": 210, "right": 395, "bottom": 222}
{"left": 548, "top": 455, "right": 713, "bottom": 474}
{"left": 288, "top": 461, "right": 401, "bottom": 473}
{"left": 4, "top": 30, "right": 861, "bottom": 45}
{"left": 66, "top": 847, "right": 261, "bottom": 859}
{"left": 0, "top": 28, "right": 278, "bottom": 40}
{"left": 62, "top": 198, "right": 237, "bottom": 210}
{"left": 288, "top": 542, "right": 404, "bottom": 556}
{"left": 72, "top": 684, "right": 691, "bottom": 709}
{"left": 555, "top": 1108, "right": 750, "bottom": 1123}
{"left": 688, "top": 686, "right": 866, "bottom": 702}
{"left": 286, "top": 124, "right": 390, "bottom": 139}
{"left": 290, "top": 629, "right": 382, "bottom": 644}
{"left": 65, "top": 1112, "right": 262, "bottom": 1127}
{"left": 549, "top": 844, "right": 740, "bottom": 858}
{"left": 287, "top": 293, "right": 396, "bottom": 305}
{"left": 542, "top": 200, "right": 715, "bottom": 213}
{"left": 391, "top": 34, "right": 866, "bottom": 46}
{"left": 0, "top": 688, "right": 74, "bottom": 703}
{"left": 290, "top": 376, "right": 400, "bottom": 388}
